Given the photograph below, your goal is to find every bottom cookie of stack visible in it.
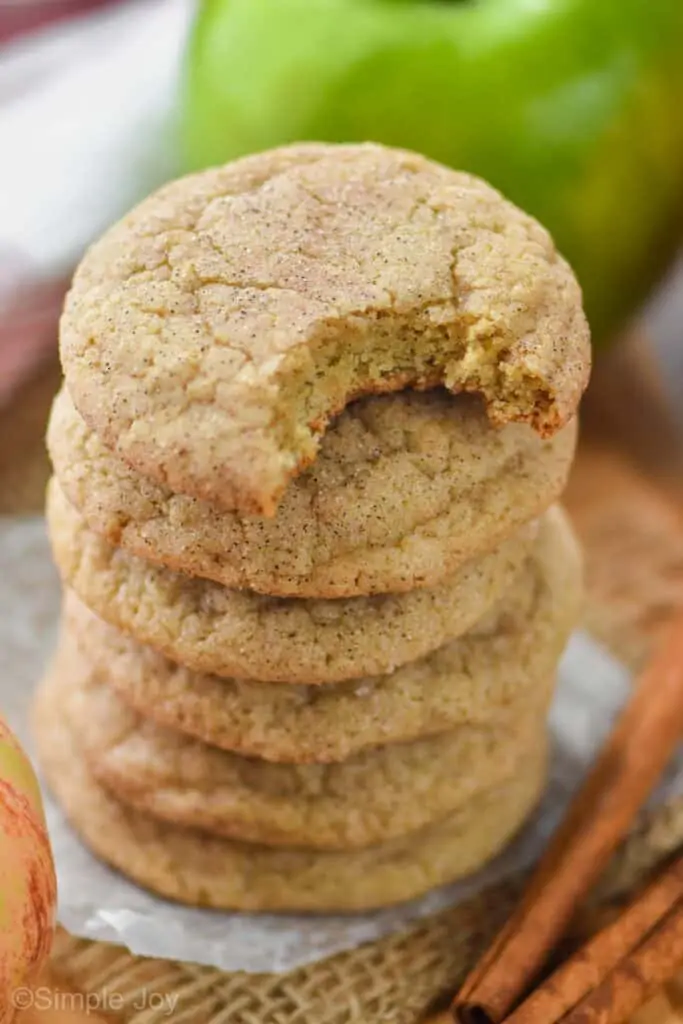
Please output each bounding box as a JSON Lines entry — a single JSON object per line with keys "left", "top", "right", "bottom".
{"left": 33, "top": 688, "right": 547, "bottom": 913}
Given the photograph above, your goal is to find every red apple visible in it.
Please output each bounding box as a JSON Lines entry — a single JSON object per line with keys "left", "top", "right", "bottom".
{"left": 0, "top": 0, "right": 122, "bottom": 45}
{"left": 0, "top": 718, "right": 57, "bottom": 1023}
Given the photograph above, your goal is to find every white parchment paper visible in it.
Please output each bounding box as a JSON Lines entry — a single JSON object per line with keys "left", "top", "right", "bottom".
{"left": 2, "top": 514, "right": 682, "bottom": 974}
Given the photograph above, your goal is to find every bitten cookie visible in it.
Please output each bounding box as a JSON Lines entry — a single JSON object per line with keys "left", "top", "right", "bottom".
{"left": 48, "top": 386, "right": 577, "bottom": 597}
{"left": 33, "top": 690, "right": 546, "bottom": 912}
{"left": 47, "top": 478, "right": 537, "bottom": 684}
{"left": 61, "top": 503, "right": 581, "bottom": 762}
{"left": 59, "top": 142, "right": 590, "bottom": 515}
{"left": 42, "top": 647, "right": 552, "bottom": 850}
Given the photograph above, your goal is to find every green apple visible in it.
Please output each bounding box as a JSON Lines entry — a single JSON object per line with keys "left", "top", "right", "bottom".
{"left": 180, "top": 0, "right": 683, "bottom": 346}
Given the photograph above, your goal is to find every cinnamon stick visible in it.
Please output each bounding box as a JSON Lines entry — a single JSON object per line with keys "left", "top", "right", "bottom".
{"left": 426, "top": 873, "right": 683, "bottom": 1024}
{"left": 504, "top": 856, "right": 683, "bottom": 1024}
{"left": 559, "top": 895, "right": 683, "bottom": 1024}
{"left": 452, "top": 609, "right": 683, "bottom": 1024}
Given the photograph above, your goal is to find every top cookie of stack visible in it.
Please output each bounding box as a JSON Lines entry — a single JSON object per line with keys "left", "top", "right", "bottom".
{"left": 52, "top": 141, "right": 588, "bottom": 598}
{"left": 38, "top": 143, "right": 590, "bottom": 913}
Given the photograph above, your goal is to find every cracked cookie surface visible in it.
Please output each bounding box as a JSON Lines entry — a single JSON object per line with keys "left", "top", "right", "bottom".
{"left": 49, "top": 386, "right": 576, "bottom": 597}
{"left": 61, "top": 505, "right": 581, "bottom": 761}
{"left": 47, "top": 478, "right": 537, "bottom": 684}
{"left": 41, "top": 652, "right": 551, "bottom": 851}
{"left": 33, "top": 689, "right": 546, "bottom": 912}
{"left": 59, "top": 142, "right": 590, "bottom": 515}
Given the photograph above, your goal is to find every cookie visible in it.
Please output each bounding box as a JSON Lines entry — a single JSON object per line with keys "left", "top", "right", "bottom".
{"left": 59, "top": 142, "right": 590, "bottom": 516}
{"left": 41, "top": 646, "right": 552, "bottom": 850}
{"left": 61, "top": 502, "right": 581, "bottom": 762}
{"left": 33, "top": 691, "right": 546, "bottom": 912}
{"left": 48, "top": 386, "right": 577, "bottom": 597}
{"left": 47, "top": 478, "right": 537, "bottom": 684}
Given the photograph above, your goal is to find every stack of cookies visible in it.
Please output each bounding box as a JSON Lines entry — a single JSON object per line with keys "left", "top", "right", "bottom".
{"left": 34, "top": 143, "right": 590, "bottom": 913}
